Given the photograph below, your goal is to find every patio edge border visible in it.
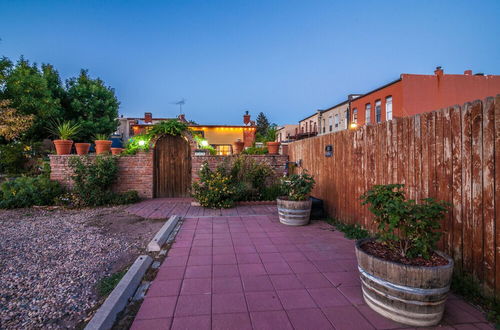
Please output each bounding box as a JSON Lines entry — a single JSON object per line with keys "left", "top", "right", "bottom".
{"left": 147, "top": 215, "right": 181, "bottom": 252}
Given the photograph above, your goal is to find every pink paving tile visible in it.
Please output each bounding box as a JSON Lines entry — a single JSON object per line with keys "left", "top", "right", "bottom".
{"left": 175, "top": 294, "right": 211, "bottom": 316}
{"left": 473, "top": 324, "right": 495, "bottom": 329}
{"left": 308, "top": 287, "right": 351, "bottom": 307}
{"left": 213, "top": 253, "right": 237, "bottom": 265}
{"left": 338, "top": 285, "right": 364, "bottom": 305}
{"left": 281, "top": 251, "right": 309, "bottom": 262}
{"left": 213, "top": 264, "right": 240, "bottom": 278}
{"left": 212, "top": 312, "right": 252, "bottom": 330}
{"left": 130, "top": 318, "right": 172, "bottom": 330}
{"left": 296, "top": 272, "right": 334, "bottom": 289}
{"left": 168, "top": 247, "right": 191, "bottom": 256}
{"left": 212, "top": 292, "right": 248, "bottom": 314}
{"left": 287, "top": 260, "right": 319, "bottom": 273}
{"left": 213, "top": 276, "right": 243, "bottom": 293}
{"left": 270, "top": 274, "right": 305, "bottom": 290}
{"left": 313, "top": 260, "right": 343, "bottom": 272}
{"left": 147, "top": 279, "right": 182, "bottom": 297}
{"left": 236, "top": 253, "right": 261, "bottom": 264}
{"left": 171, "top": 315, "right": 211, "bottom": 330}
{"left": 357, "top": 304, "right": 409, "bottom": 329}
{"left": 156, "top": 266, "right": 185, "bottom": 280}
{"left": 180, "top": 278, "right": 211, "bottom": 295}
{"left": 187, "top": 255, "right": 212, "bottom": 266}
{"left": 135, "top": 296, "right": 177, "bottom": 320}
{"left": 324, "top": 271, "right": 361, "bottom": 287}
{"left": 245, "top": 291, "right": 283, "bottom": 311}
{"left": 276, "top": 244, "right": 300, "bottom": 252}
{"left": 241, "top": 275, "right": 274, "bottom": 292}
{"left": 286, "top": 308, "right": 334, "bottom": 330}
{"left": 260, "top": 252, "right": 286, "bottom": 263}
{"left": 213, "top": 246, "right": 236, "bottom": 255}
{"left": 184, "top": 265, "right": 212, "bottom": 279}
{"left": 250, "top": 310, "right": 294, "bottom": 330}
{"left": 264, "top": 262, "right": 293, "bottom": 275}
{"left": 322, "top": 305, "right": 375, "bottom": 330}
{"left": 163, "top": 256, "right": 189, "bottom": 267}
{"left": 238, "top": 263, "right": 267, "bottom": 276}
{"left": 255, "top": 244, "right": 279, "bottom": 253}
{"left": 189, "top": 246, "right": 212, "bottom": 256}
{"left": 234, "top": 245, "right": 257, "bottom": 254}
{"left": 277, "top": 289, "right": 317, "bottom": 310}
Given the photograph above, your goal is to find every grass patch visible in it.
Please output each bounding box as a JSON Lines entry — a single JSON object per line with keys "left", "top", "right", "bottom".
{"left": 97, "top": 269, "right": 128, "bottom": 297}
{"left": 451, "top": 271, "right": 500, "bottom": 328}
{"left": 325, "top": 218, "right": 370, "bottom": 240}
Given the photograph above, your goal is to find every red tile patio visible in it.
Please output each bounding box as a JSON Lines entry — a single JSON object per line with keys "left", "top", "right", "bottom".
{"left": 129, "top": 202, "right": 493, "bottom": 330}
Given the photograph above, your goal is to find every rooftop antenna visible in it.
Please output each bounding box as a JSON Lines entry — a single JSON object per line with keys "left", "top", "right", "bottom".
{"left": 171, "top": 99, "right": 186, "bottom": 115}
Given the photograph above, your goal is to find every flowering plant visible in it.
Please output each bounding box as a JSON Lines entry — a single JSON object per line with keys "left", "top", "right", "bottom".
{"left": 192, "top": 162, "right": 237, "bottom": 208}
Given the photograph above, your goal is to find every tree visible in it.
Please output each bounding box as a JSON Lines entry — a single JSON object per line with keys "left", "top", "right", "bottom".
{"left": 256, "top": 112, "right": 270, "bottom": 136}
{"left": 0, "top": 100, "right": 34, "bottom": 141}
{"left": 65, "top": 70, "right": 120, "bottom": 141}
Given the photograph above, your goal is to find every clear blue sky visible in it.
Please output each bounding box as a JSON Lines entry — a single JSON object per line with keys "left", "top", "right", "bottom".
{"left": 1, "top": 0, "right": 499, "bottom": 125}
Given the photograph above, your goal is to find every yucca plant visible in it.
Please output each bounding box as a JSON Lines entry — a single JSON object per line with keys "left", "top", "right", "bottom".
{"left": 94, "top": 133, "right": 109, "bottom": 141}
{"left": 49, "top": 120, "right": 81, "bottom": 140}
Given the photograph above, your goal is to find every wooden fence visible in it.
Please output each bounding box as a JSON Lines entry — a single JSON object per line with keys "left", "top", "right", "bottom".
{"left": 288, "top": 95, "right": 499, "bottom": 296}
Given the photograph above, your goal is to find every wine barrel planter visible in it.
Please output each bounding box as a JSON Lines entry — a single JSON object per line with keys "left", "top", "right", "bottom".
{"left": 277, "top": 198, "right": 312, "bottom": 226}
{"left": 355, "top": 239, "right": 454, "bottom": 327}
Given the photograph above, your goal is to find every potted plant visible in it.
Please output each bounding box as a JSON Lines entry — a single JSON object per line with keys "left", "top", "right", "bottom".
{"left": 111, "top": 147, "right": 124, "bottom": 155}
{"left": 265, "top": 126, "right": 280, "bottom": 155}
{"left": 49, "top": 121, "right": 81, "bottom": 155}
{"left": 234, "top": 139, "right": 245, "bottom": 154}
{"left": 358, "top": 184, "right": 452, "bottom": 327}
{"left": 75, "top": 142, "right": 90, "bottom": 155}
{"left": 277, "top": 171, "right": 315, "bottom": 226}
{"left": 94, "top": 133, "right": 112, "bottom": 154}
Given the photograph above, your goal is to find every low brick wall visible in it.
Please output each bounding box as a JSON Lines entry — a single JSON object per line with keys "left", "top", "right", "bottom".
{"left": 191, "top": 155, "right": 288, "bottom": 181}
{"left": 50, "top": 153, "right": 288, "bottom": 199}
{"left": 49, "top": 152, "right": 153, "bottom": 198}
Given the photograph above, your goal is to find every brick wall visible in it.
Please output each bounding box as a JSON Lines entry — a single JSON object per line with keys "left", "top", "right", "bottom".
{"left": 191, "top": 154, "right": 288, "bottom": 181}
{"left": 49, "top": 152, "right": 154, "bottom": 198}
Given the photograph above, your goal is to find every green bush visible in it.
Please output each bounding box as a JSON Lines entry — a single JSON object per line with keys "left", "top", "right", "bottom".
{"left": 281, "top": 170, "right": 315, "bottom": 201}
{"left": 326, "top": 218, "right": 370, "bottom": 240}
{"left": 0, "top": 176, "right": 63, "bottom": 208}
{"left": 192, "top": 164, "right": 237, "bottom": 208}
{"left": 147, "top": 119, "right": 188, "bottom": 138}
{"left": 122, "top": 134, "right": 150, "bottom": 155}
{"left": 111, "top": 190, "right": 140, "bottom": 205}
{"left": 361, "top": 184, "right": 449, "bottom": 259}
{"left": 0, "top": 143, "right": 29, "bottom": 174}
{"left": 241, "top": 146, "right": 268, "bottom": 155}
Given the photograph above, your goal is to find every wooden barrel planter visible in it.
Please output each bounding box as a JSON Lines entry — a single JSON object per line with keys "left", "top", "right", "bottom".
{"left": 277, "top": 198, "right": 312, "bottom": 226}
{"left": 355, "top": 239, "right": 454, "bottom": 327}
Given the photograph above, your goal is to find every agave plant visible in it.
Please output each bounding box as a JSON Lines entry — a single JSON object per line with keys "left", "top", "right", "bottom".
{"left": 49, "top": 120, "right": 81, "bottom": 140}
{"left": 94, "top": 133, "right": 109, "bottom": 141}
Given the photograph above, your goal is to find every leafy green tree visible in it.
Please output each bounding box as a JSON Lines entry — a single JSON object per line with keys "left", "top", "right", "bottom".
{"left": 256, "top": 112, "right": 270, "bottom": 136}
{"left": 65, "top": 70, "right": 120, "bottom": 141}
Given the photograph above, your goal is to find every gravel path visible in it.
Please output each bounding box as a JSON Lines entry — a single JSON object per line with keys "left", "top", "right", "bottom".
{"left": 0, "top": 206, "right": 162, "bottom": 329}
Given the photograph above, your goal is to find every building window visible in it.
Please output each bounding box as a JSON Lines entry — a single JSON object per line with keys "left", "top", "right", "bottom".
{"left": 365, "top": 103, "right": 371, "bottom": 124}
{"left": 375, "top": 100, "right": 381, "bottom": 123}
{"left": 322, "top": 119, "right": 326, "bottom": 133}
{"left": 214, "top": 144, "right": 232, "bottom": 156}
{"left": 386, "top": 96, "right": 393, "bottom": 120}
{"left": 344, "top": 110, "right": 348, "bottom": 128}
{"left": 328, "top": 116, "right": 333, "bottom": 131}
{"left": 353, "top": 108, "right": 358, "bottom": 123}
{"left": 334, "top": 114, "right": 339, "bottom": 128}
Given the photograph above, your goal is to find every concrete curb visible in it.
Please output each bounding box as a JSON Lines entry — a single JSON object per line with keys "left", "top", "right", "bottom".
{"left": 84, "top": 255, "right": 153, "bottom": 330}
{"left": 147, "top": 215, "right": 180, "bottom": 252}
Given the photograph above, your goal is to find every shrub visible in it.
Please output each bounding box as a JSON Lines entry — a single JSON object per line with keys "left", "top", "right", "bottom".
{"left": 48, "top": 120, "right": 81, "bottom": 140}
{"left": 147, "top": 119, "right": 188, "bottom": 138}
{"left": 281, "top": 170, "right": 315, "bottom": 201}
{"left": 111, "top": 190, "right": 140, "bottom": 205}
{"left": 361, "top": 184, "right": 449, "bottom": 259}
{"left": 0, "top": 143, "right": 28, "bottom": 174}
{"left": 122, "top": 134, "right": 150, "bottom": 155}
{"left": 241, "top": 146, "right": 268, "bottom": 155}
{"left": 192, "top": 163, "right": 237, "bottom": 208}
{"left": 0, "top": 176, "right": 63, "bottom": 208}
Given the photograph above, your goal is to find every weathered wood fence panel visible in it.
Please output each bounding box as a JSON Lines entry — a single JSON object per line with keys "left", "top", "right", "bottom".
{"left": 288, "top": 95, "right": 500, "bottom": 296}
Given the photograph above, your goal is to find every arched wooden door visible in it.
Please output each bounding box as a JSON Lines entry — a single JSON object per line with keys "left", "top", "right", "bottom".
{"left": 154, "top": 135, "right": 191, "bottom": 198}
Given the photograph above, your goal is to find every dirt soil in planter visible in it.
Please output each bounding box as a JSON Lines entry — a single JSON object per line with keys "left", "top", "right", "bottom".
{"left": 361, "top": 241, "right": 449, "bottom": 267}
{"left": 0, "top": 206, "right": 164, "bottom": 329}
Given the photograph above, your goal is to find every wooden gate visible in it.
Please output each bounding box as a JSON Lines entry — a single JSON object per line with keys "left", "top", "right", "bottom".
{"left": 154, "top": 135, "right": 191, "bottom": 198}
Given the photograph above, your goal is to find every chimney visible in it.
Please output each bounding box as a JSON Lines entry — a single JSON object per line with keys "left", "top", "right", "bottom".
{"left": 178, "top": 114, "right": 187, "bottom": 122}
{"left": 434, "top": 66, "right": 444, "bottom": 76}
{"left": 144, "top": 112, "right": 153, "bottom": 123}
{"left": 464, "top": 70, "right": 472, "bottom": 75}
{"left": 243, "top": 111, "right": 251, "bottom": 125}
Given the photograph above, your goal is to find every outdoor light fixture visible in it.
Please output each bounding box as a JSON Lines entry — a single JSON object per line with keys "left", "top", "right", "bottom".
{"left": 138, "top": 140, "right": 146, "bottom": 146}
{"left": 350, "top": 123, "right": 358, "bottom": 129}
{"left": 200, "top": 140, "right": 209, "bottom": 147}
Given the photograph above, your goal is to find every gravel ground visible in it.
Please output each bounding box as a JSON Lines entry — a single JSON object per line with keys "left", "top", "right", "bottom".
{"left": 0, "top": 206, "right": 163, "bottom": 329}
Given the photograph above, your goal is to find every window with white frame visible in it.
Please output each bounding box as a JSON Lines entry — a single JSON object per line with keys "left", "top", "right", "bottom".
{"left": 365, "top": 103, "right": 371, "bottom": 124}
{"left": 328, "top": 116, "right": 333, "bottom": 131}
{"left": 334, "top": 114, "right": 339, "bottom": 128}
{"left": 353, "top": 108, "right": 358, "bottom": 123}
{"left": 375, "top": 100, "right": 381, "bottom": 123}
{"left": 386, "top": 96, "right": 393, "bottom": 120}
{"left": 322, "top": 119, "right": 326, "bottom": 133}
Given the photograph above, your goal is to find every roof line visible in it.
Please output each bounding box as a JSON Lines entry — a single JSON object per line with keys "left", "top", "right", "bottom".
{"left": 355, "top": 77, "right": 402, "bottom": 100}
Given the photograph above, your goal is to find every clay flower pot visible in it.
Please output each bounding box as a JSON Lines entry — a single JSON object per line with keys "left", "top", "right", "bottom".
{"left": 234, "top": 140, "right": 245, "bottom": 154}
{"left": 111, "top": 147, "right": 124, "bottom": 155}
{"left": 95, "top": 140, "right": 112, "bottom": 154}
{"left": 75, "top": 143, "right": 90, "bottom": 155}
{"left": 53, "top": 140, "right": 73, "bottom": 155}
{"left": 266, "top": 141, "right": 280, "bottom": 155}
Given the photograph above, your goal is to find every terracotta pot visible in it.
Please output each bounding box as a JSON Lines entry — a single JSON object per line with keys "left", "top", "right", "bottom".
{"left": 234, "top": 140, "right": 245, "bottom": 154}
{"left": 355, "top": 239, "right": 454, "bottom": 326}
{"left": 95, "top": 140, "right": 112, "bottom": 154}
{"left": 53, "top": 140, "right": 73, "bottom": 155}
{"left": 111, "top": 147, "right": 124, "bottom": 155}
{"left": 266, "top": 141, "right": 280, "bottom": 155}
{"left": 75, "top": 143, "right": 90, "bottom": 155}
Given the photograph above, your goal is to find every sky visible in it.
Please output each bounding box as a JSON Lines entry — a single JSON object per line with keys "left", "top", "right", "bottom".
{"left": 1, "top": 0, "right": 499, "bottom": 125}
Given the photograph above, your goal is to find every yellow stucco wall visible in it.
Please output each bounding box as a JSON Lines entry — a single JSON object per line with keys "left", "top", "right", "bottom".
{"left": 191, "top": 127, "right": 245, "bottom": 145}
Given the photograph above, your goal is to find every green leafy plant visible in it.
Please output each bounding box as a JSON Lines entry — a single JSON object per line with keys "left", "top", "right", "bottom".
{"left": 48, "top": 120, "right": 81, "bottom": 140}
{"left": 361, "top": 184, "right": 449, "bottom": 259}
{"left": 326, "top": 218, "right": 370, "bottom": 240}
{"left": 122, "top": 134, "right": 150, "bottom": 155}
{"left": 193, "top": 134, "right": 216, "bottom": 155}
{"left": 97, "top": 269, "right": 128, "bottom": 297}
{"left": 281, "top": 170, "right": 315, "bottom": 201}
{"left": 241, "top": 146, "right": 268, "bottom": 155}
{"left": 147, "top": 119, "right": 188, "bottom": 139}
{"left": 94, "top": 133, "right": 109, "bottom": 140}
{"left": 0, "top": 176, "right": 63, "bottom": 209}
{"left": 192, "top": 163, "right": 237, "bottom": 208}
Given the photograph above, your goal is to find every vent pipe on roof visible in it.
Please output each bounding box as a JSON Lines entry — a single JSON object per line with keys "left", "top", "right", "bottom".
{"left": 434, "top": 66, "right": 444, "bottom": 76}
{"left": 464, "top": 70, "right": 472, "bottom": 75}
